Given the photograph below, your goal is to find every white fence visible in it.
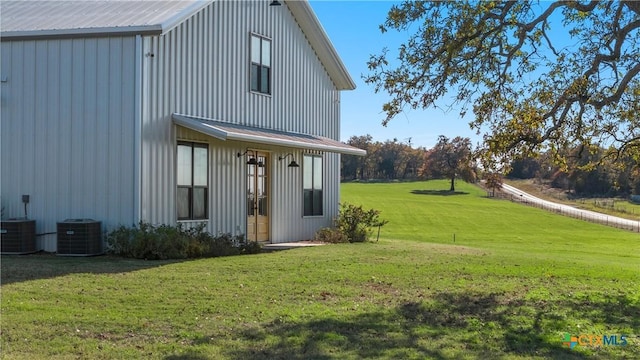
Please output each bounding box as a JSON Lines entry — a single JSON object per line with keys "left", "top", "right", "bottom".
{"left": 497, "top": 184, "right": 640, "bottom": 233}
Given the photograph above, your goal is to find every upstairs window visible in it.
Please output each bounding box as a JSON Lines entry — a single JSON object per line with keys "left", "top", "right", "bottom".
{"left": 250, "top": 34, "right": 271, "bottom": 94}
{"left": 177, "top": 142, "right": 208, "bottom": 220}
{"left": 303, "top": 155, "right": 323, "bottom": 216}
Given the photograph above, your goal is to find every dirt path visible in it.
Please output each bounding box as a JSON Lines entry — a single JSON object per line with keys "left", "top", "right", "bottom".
{"left": 500, "top": 183, "right": 640, "bottom": 232}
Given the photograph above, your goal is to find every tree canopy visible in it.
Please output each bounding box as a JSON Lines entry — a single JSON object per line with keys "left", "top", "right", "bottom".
{"left": 365, "top": 1, "right": 640, "bottom": 170}
{"left": 342, "top": 136, "right": 423, "bottom": 180}
{"left": 340, "top": 133, "right": 640, "bottom": 195}
{"left": 419, "top": 136, "right": 476, "bottom": 191}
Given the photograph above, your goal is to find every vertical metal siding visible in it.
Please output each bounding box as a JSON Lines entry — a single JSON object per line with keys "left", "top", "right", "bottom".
{"left": 0, "top": 37, "right": 137, "bottom": 251}
{"left": 134, "top": 35, "right": 144, "bottom": 223}
{"left": 139, "top": 0, "right": 344, "bottom": 242}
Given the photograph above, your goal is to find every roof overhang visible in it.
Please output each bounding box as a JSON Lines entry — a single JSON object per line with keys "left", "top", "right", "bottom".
{"left": 173, "top": 113, "right": 366, "bottom": 156}
{"left": 0, "top": 26, "right": 163, "bottom": 41}
{"left": 0, "top": 0, "right": 211, "bottom": 41}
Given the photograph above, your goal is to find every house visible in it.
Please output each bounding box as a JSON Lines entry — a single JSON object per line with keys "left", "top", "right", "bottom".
{"left": 0, "top": 0, "right": 365, "bottom": 252}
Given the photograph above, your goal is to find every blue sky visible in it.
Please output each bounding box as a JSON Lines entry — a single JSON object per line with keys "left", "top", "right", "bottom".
{"left": 309, "top": 1, "right": 481, "bottom": 149}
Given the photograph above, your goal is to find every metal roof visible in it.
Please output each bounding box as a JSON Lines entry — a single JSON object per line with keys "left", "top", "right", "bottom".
{"left": 0, "top": 1, "right": 209, "bottom": 38}
{"left": 173, "top": 114, "right": 367, "bottom": 156}
{"left": 0, "top": 0, "right": 355, "bottom": 90}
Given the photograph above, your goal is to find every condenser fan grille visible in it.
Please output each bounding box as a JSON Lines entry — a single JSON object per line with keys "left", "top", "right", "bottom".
{"left": 57, "top": 219, "right": 102, "bottom": 256}
{"left": 0, "top": 219, "right": 36, "bottom": 254}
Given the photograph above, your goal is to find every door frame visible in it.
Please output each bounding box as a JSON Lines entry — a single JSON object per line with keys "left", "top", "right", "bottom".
{"left": 245, "top": 150, "right": 270, "bottom": 242}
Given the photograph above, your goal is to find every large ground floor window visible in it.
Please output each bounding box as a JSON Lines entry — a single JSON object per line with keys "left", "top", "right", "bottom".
{"left": 303, "top": 154, "right": 323, "bottom": 216}
{"left": 177, "top": 141, "right": 208, "bottom": 220}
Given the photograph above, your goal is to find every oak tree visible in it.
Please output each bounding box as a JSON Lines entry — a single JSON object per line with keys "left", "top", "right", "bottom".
{"left": 420, "top": 136, "right": 476, "bottom": 191}
{"left": 484, "top": 172, "right": 504, "bottom": 197}
{"left": 365, "top": 1, "right": 640, "bottom": 170}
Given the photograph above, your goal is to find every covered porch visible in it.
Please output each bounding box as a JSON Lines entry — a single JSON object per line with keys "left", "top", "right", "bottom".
{"left": 173, "top": 113, "right": 365, "bottom": 244}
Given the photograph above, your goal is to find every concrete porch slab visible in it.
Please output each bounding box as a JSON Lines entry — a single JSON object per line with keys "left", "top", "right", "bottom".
{"left": 262, "top": 241, "right": 326, "bottom": 251}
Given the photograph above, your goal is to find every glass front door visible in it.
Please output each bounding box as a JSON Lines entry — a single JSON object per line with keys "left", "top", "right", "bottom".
{"left": 247, "top": 152, "right": 269, "bottom": 242}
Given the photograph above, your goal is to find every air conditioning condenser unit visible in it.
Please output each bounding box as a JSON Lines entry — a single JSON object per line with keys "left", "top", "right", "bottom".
{"left": 57, "top": 219, "right": 102, "bottom": 256}
{"left": 1, "top": 219, "right": 37, "bottom": 254}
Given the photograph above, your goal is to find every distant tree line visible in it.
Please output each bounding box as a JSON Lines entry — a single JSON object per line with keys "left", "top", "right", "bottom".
{"left": 342, "top": 134, "right": 640, "bottom": 197}
{"left": 341, "top": 135, "right": 425, "bottom": 181}
{"left": 507, "top": 148, "right": 640, "bottom": 197}
{"left": 341, "top": 134, "right": 477, "bottom": 192}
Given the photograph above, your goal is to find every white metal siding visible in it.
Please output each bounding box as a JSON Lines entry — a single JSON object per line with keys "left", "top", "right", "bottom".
{"left": 175, "top": 126, "right": 340, "bottom": 242}
{"left": 0, "top": 37, "right": 137, "bottom": 251}
{"left": 141, "top": 1, "right": 343, "bottom": 242}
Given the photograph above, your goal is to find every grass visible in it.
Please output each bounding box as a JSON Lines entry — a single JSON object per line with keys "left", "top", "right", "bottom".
{"left": 1, "top": 180, "right": 639, "bottom": 359}
{"left": 504, "top": 178, "right": 640, "bottom": 221}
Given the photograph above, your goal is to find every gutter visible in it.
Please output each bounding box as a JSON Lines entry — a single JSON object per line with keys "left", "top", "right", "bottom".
{"left": 0, "top": 26, "right": 163, "bottom": 41}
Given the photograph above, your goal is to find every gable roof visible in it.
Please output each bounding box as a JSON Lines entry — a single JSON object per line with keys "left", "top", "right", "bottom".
{"left": 0, "top": 0, "right": 355, "bottom": 90}
{"left": 285, "top": 1, "right": 355, "bottom": 90}
{"left": 0, "top": 1, "right": 209, "bottom": 38}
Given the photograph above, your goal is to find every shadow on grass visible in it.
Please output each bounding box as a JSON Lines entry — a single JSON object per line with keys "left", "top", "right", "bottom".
{"left": 0, "top": 252, "right": 178, "bottom": 285}
{"left": 411, "top": 189, "right": 469, "bottom": 196}
{"left": 164, "top": 352, "right": 210, "bottom": 360}
{"left": 167, "top": 291, "right": 640, "bottom": 360}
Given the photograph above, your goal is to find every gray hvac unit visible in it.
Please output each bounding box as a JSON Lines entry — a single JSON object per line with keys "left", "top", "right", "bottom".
{"left": 57, "top": 219, "right": 102, "bottom": 256}
{"left": 0, "top": 219, "right": 37, "bottom": 254}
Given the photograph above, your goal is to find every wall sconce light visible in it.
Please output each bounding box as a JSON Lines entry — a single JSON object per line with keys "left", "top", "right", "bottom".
{"left": 237, "top": 148, "right": 256, "bottom": 165}
{"left": 270, "top": 0, "right": 282, "bottom": 6}
{"left": 278, "top": 153, "right": 299, "bottom": 168}
{"left": 238, "top": 148, "right": 265, "bottom": 167}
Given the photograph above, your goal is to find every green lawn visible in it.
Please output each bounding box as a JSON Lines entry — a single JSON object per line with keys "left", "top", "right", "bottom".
{"left": 1, "top": 180, "right": 639, "bottom": 359}
{"left": 504, "top": 178, "right": 640, "bottom": 221}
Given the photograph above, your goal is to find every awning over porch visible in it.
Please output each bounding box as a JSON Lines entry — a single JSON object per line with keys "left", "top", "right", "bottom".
{"left": 172, "top": 113, "right": 367, "bottom": 156}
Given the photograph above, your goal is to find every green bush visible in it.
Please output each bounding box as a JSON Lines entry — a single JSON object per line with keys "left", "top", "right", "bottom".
{"left": 314, "top": 203, "right": 387, "bottom": 243}
{"left": 105, "top": 222, "right": 261, "bottom": 260}
{"left": 314, "top": 227, "right": 349, "bottom": 243}
{"left": 337, "top": 203, "right": 387, "bottom": 242}
{"left": 240, "top": 237, "right": 263, "bottom": 254}
{"left": 204, "top": 232, "right": 241, "bottom": 257}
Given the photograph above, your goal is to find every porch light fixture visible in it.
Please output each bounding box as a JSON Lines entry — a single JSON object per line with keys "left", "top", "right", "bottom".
{"left": 270, "top": 0, "right": 282, "bottom": 6}
{"left": 237, "top": 148, "right": 257, "bottom": 165}
{"left": 238, "top": 148, "right": 265, "bottom": 167}
{"left": 278, "top": 153, "right": 299, "bottom": 168}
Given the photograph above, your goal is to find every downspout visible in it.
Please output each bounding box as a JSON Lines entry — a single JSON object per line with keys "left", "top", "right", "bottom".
{"left": 133, "top": 35, "right": 144, "bottom": 223}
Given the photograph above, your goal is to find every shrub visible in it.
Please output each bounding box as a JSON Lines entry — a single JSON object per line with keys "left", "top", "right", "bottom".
{"left": 318, "top": 203, "right": 388, "bottom": 243}
{"left": 104, "top": 225, "right": 136, "bottom": 256}
{"left": 337, "top": 203, "right": 388, "bottom": 242}
{"left": 314, "top": 227, "right": 349, "bottom": 243}
{"left": 204, "top": 232, "right": 241, "bottom": 257}
{"left": 105, "top": 222, "right": 260, "bottom": 260}
{"left": 240, "top": 237, "right": 263, "bottom": 254}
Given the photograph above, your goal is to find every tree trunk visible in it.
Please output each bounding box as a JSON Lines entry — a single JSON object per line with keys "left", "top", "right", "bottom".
{"left": 450, "top": 176, "right": 455, "bottom": 192}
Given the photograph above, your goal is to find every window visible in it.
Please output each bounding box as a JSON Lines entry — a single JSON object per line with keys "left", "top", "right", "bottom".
{"left": 250, "top": 34, "right": 271, "bottom": 94}
{"left": 303, "top": 155, "right": 323, "bottom": 216}
{"left": 177, "top": 142, "right": 208, "bottom": 220}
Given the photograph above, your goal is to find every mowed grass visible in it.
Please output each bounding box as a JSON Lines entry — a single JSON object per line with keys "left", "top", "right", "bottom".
{"left": 504, "top": 178, "right": 640, "bottom": 221}
{"left": 342, "top": 180, "right": 639, "bottom": 263}
{"left": 1, "top": 180, "right": 639, "bottom": 359}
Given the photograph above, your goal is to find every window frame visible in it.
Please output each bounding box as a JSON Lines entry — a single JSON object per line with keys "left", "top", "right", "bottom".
{"left": 177, "top": 141, "right": 209, "bottom": 221}
{"left": 303, "top": 154, "right": 323, "bottom": 217}
{"left": 249, "top": 33, "right": 272, "bottom": 95}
